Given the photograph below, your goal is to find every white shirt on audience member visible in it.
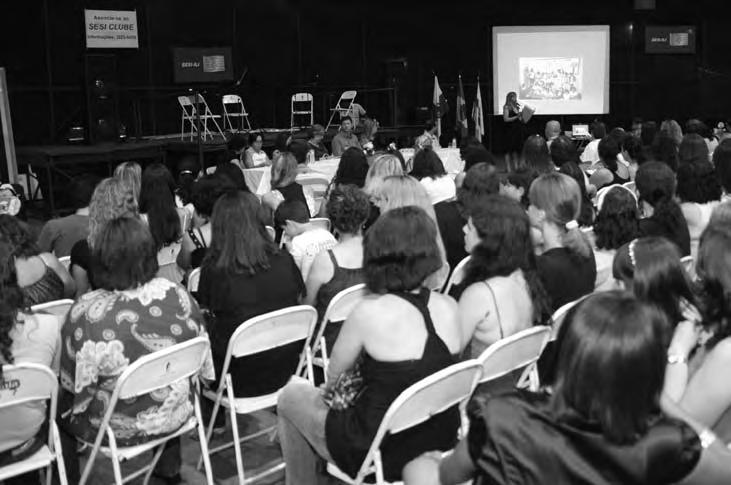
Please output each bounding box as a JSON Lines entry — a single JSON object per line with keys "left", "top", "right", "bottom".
{"left": 580, "top": 139, "right": 601, "bottom": 164}
{"left": 289, "top": 228, "right": 337, "bottom": 281}
{"left": 420, "top": 176, "right": 456, "bottom": 205}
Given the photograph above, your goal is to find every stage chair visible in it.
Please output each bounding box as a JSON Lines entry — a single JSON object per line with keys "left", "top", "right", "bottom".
{"left": 222, "top": 94, "right": 252, "bottom": 132}
{"left": 325, "top": 360, "right": 483, "bottom": 485}
{"left": 178, "top": 94, "right": 224, "bottom": 141}
{"left": 187, "top": 267, "right": 201, "bottom": 294}
{"left": 290, "top": 92, "right": 314, "bottom": 131}
{"left": 296, "top": 284, "right": 368, "bottom": 382}
{"left": 442, "top": 255, "right": 471, "bottom": 295}
{"left": 58, "top": 256, "right": 71, "bottom": 272}
{"left": 198, "top": 305, "right": 317, "bottom": 484}
{"left": 30, "top": 299, "right": 74, "bottom": 321}
{"left": 0, "top": 363, "right": 68, "bottom": 485}
{"left": 78, "top": 337, "right": 215, "bottom": 485}
{"left": 325, "top": 90, "right": 357, "bottom": 131}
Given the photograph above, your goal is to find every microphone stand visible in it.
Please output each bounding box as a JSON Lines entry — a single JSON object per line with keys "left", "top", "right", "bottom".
{"left": 193, "top": 89, "right": 204, "bottom": 172}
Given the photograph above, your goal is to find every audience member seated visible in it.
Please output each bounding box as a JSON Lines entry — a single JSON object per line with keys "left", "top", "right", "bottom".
{"left": 70, "top": 178, "right": 138, "bottom": 296}
{"left": 459, "top": 194, "right": 550, "bottom": 357}
{"left": 113, "top": 161, "right": 141, "bottom": 201}
{"left": 179, "top": 174, "right": 234, "bottom": 270}
{"left": 226, "top": 133, "right": 247, "bottom": 169}
{"left": 661, "top": 118, "right": 684, "bottom": 146}
{"left": 529, "top": 173, "right": 596, "bottom": 311}
{"left": 558, "top": 161, "right": 595, "bottom": 227}
{"left": 680, "top": 132, "right": 710, "bottom": 166}
{"left": 214, "top": 159, "right": 249, "bottom": 192}
{"left": 499, "top": 169, "right": 536, "bottom": 209}
{"left": 520, "top": 134, "right": 554, "bottom": 174}
{"left": 414, "top": 120, "right": 440, "bottom": 151}
{"left": 0, "top": 214, "right": 74, "bottom": 305}
{"left": 331, "top": 146, "right": 369, "bottom": 189}
{"left": 197, "top": 191, "right": 304, "bottom": 400}
{"left": 37, "top": 174, "right": 100, "bottom": 257}
{"left": 455, "top": 144, "right": 495, "bottom": 188}
{"left": 275, "top": 200, "right": 336, "bottom": 281}
{"left": 363, "top": 154, "right": 404, "bottom": 229}
{"left": 277, "top": 206, "right": 462, "bottom": 484}
{"left": 139, "top": 164, "right": 185, "bottom": 284}
{"left": 59, "top": 216, "right": 212, "bottom": 483}
{"left": 589, "top": 136, "right": 631, "bottom": 189}
{"left": 307, "top": 124, "right": 329, "bottom": 160}
{"left": 305, "top": 185, "right": 368, "bottom": 322}
{"left": 622, "top": 133, "right": 644, "bottom": 178}
{"left": 544, "top": 120, "right": 561, "bottom": 149}
{"left": 641, "top": 120, "right": 658, "bottom": 148}
{"left": 404, "top": 292, "right": 731, "bottom": 485}
{"left": 0, "top": 241, "right": 61, "bottom": 484}
{"left": 331, "top": 116, "right": 360, "bottom": 157}
{"left": 579, "top": 121, "right": 606, "bottom": 164}
{"left": 592, "top": 185, "right": 639, "bottom": 290}
{"left": 678, "top": 227, "right": 731, "bottom": 431}
{"left": 635, "top": 161, "right": 691, "bottom": 255}
{"left": 244, "top": 133, "right": 271, "bottom": 168}
{"left": 174, "top": 155, "right": 200, "bottom": 210}
{"left": 712, "top": 138, "right": 731, "bottom": 202}
{"left": 652, "top": 129, "right": 680, "bottom": 172}
{"left": 410, "top": 149, "right": 456, "bottom": 205}
{"left": 262, "top": 152, "right": 311, "bottom": 216}
{"left": 677, "top": 161, "right": 721, "bottom": 259}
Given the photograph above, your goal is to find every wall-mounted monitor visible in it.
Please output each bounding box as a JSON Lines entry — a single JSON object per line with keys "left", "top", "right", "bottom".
{"left": 645, "top": 26, "right": 696, "bottom": 54}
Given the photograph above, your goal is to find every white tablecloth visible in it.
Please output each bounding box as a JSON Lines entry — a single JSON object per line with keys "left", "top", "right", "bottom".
{"left": 399, "top": 147, "right": 464, "bottom": 175}
{"left": 243, "top": 158, "right": 341, "bottom": 195}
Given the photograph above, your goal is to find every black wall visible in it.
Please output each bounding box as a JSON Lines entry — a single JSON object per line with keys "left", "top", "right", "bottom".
{"left": 1, "top": 0, "right": 730, "bottom": 148}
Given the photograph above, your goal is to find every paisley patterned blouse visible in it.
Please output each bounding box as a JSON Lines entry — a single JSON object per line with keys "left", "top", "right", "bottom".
{"left": 59, "top": 277, "right": 214, "bottom": 446}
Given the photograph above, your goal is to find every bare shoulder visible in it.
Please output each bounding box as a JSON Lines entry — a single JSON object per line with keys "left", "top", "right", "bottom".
{"left": 705, "top": 338, "right": 731, "bottom": 367}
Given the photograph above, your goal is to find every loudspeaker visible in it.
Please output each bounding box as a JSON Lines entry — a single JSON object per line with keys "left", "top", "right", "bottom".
{"left": 384, "top": 57, "right": 408, "bottom": 87}
{"left": 85, "top": 54, "right": 119, "bottom": 144}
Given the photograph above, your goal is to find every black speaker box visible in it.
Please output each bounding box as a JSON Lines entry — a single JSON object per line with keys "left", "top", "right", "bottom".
{"left": 85, "top": 54, "right": 120, "bottom": 144}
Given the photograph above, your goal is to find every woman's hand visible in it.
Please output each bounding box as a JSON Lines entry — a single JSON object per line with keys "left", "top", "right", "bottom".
{"left": 670, "top": 299, "right": 702, "bottom": 358}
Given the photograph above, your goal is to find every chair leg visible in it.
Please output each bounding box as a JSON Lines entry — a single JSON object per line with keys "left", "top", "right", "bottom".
{"left": 194, "top": 389, "right": 216, "bottom": 485}
{"left": 141, "top": 444, "right": 167, "bottom": 485}
{"left": 226, "top": 375, "right": 246, "bottom": 484}
{"left": 197, "top": 385, "right": 225, "bottom": 470}
{"left": 51, "top": 422, "right": 68, "bottom": 485}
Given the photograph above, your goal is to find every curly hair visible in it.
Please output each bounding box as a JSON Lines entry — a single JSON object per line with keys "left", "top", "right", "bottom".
{"left": 594, "top": 187, "right": 639, "bottom": 250}
{"left": 88, "top": 178, "right": 139, "bottom": 249}
{"left": 326, "top": 185, "right": 370, "bottom": 235}
{"left": 463, "top": 195, "right": 551, "bottom": 324}
{"left": 676, "top": 161, "right": 721, "bottom": 204}
{"left": 0, "top": 240, "right": 24, "bottom": 377}
{"left": 0, "top": 214, "right": 39, "bottom": 259}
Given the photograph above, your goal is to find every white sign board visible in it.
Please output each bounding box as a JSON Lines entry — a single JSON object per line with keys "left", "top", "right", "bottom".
{"left": 85, "top": 9, "right": 139, "bottom": 49}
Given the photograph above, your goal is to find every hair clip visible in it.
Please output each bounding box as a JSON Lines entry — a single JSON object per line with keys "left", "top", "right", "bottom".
{"left": 628, "top": 239, "right": 638, "bottom": 268}
{"left": 564, "top": 220, "right": 579, "bottom": 230}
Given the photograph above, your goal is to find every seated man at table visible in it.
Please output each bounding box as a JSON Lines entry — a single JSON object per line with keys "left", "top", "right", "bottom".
{"left": 331, "top": 116, "right": 361, "bottom": 157}
{"left": 545, "top": 120, "right": 562, "bottom": 149}
{"left": 414, "top": 120, "right": 439, "bottom": 151}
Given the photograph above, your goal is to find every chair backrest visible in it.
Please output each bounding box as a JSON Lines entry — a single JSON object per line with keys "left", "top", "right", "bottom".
{"left": 222, "top": 94, "right": 242, "bottom": 105}
{"left": 442, "top": 255, "right": 471, "bottom": 294}
{"left": 680, "top": 255, "right": 695, "bottom": 277}
{"left": 338, "top": 90, "right": 357, "bottom": 108}
{"left": 623, "top": 181, "right": 636, "bottom": 194}
{"left": 265, "top": 225, "right": 276, "bottom": 241}
{"left": 0, "top": 363, "right": 58, "bottom": 415}
{"left": 292, "top": 92, "right": 313, "bottom": 103}
{"left": 58, "top": 255, "right": 71, "bottom": 271}
{"left": 30, "top": 298, "right": 74, "bottom": 320}
{"left": 187, "top": 267, "right": 201, "bottom": 293}
{"left": 115, "top": 336, "right": 211, "bottom": 400}
{"left": 476, "top": 326, "right": 551, "bottom": 384}
{"left": 550, "top": 296, "right": 587, "bottom": 340}
{"left": 297, "top": 175, "right": 330, "bottom": 198}
{"left": 310, "top": 217, "right": 331, "bottom": 232}
{"left": 178, "top": 95, "right": 194, "bottom": 107}
{"left": 320, "top": 283, "right": 368, "bottom": 325}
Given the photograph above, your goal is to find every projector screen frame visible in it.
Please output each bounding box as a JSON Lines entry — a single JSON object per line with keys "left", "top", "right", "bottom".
{"left": 492, "top": 25, "right": 610, "bottom": 116}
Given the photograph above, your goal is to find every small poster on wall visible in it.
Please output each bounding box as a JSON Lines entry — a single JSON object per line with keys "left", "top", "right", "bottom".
{"left": 85, "top": 9, "right": 139, "bottom": 49}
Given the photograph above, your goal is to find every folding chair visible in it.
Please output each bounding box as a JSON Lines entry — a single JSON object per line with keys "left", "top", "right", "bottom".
{"left": 279, "top": 217, "right": 331, "bottom": 249}
{"left": 187, "top": 267, "right": 201, "bottom": 293}
{"left": 550, "top": 295, "right": 589, "bottom": 340}
{"left": 442, "top": 255, "right": 471, "bottom": 295}
{"left": 296, "top": 175, "right": 330, "bottom": 199}
{"left": 476, "top": 326, "right": 551, "bottom": 391}
{"left": 681, "top": 255, "right": 695, "bottom": 279}
{"left": 31, "top": 299, "right": 74, "bottom": 321}
{"left": 326, "top": 360, "right": 483, "bottom": 485}
{"left": 200, "top": 305, "right": 318, "bottom": 484}
{"left": 78, "top": 337, "right": 214, "bottom": 485}
{"left": 178, "top": 94, "right": 224, "bottom": 141}
{"left": 296, "top": 284, "right": 368, "bottom": 382}
{"left": 222, "top": 94, "right": 252, "bottom": 132}
{"left": 265, "top": 225, "right": 276, "bottom": 241}
{"left": 0, "top": 363, "right": 68, "bottom": 485}
{"left": 58, "top": 256, "right": 71, "bottom": 272}
{"left": 325, "top": 90, "right": 357, "bottom": 131}
{"left": 623, "top": 180, "right": 636, "bottom": 195}
{"left": 290, "top": 92, "right": 314, "bottom": 131}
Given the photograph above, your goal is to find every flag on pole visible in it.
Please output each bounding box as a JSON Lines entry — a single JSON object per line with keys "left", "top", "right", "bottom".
{"left": 472, "top": 77, "right": 485, "bottom": 142}
{"left": 433, "top": 74, "right": 448, "bottom": 137}
{"left": 456, "top": 75, "right": 468, "bottom": 138}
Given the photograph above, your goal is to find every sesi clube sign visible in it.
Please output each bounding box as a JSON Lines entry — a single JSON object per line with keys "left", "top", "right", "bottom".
{"left": 85, "top": 9, "right": 139, "bottom": 49}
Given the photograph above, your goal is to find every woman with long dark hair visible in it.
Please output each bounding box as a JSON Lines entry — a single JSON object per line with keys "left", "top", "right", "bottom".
{"left": 520, "top": 135, "right": 554, "bottom": 174}
{"left": 459, "top": 195, "right": 550, "bottom": 356}
{"left": 411, "top": 149, "right": 456, "bottom": 205}
{"left": 676, "top": 155, "right": 721, "bottom": 259}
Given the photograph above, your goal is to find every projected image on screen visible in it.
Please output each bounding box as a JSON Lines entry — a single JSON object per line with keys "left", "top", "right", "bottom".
{"left": 519, "top": 57, "right": 582, "bottom": 100}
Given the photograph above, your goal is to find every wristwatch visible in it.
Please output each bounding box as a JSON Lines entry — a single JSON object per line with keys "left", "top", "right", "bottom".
{"left": 667, "top": 352, "right": 688, "bottom": 365}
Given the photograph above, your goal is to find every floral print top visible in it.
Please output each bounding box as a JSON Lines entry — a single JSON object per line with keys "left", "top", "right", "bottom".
{"left": 59, "top": 277, "right": 214, "bottom": 446}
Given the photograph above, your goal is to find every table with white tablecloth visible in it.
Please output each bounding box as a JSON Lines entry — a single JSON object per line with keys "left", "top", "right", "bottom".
{"left": 398, "top": 147, "right": 464, "bottom": 175}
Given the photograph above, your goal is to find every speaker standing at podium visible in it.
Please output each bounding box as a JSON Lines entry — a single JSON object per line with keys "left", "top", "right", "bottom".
{"left": 503, "top": 91, "right": 528, "bottom": 168}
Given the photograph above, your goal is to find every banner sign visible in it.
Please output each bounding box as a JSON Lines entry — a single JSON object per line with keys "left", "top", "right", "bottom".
{"left": 172, "top": 47, "right": 234, "bottom": 84}
{"left": 85, "top": 9, "right": 139, "bottom": 49}
{"left": 645, "top": 26, "right": 695, "bottom": 54}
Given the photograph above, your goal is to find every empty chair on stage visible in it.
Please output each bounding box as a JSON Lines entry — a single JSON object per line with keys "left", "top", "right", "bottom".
{"left": 178, "top": 93, "right": 224, "bottom": 141}
{"left": 222, "top": 94, "right": 252, "bottom": 132}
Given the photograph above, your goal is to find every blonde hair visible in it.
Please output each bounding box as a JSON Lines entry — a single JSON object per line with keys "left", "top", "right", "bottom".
{"left": 364, "top": 155, "right": 404, "bottom": 196}
{"left": 270, "top": 152, "right": 298, "bottom": 188}
{"left": 88, "top": 178, "right": 139, "bottom": 248}
{"left": 529, "top": 172, "right": 592, "bottom": 259}
{"left": 660, "top": 119, "right": 683, "bottom": 146}
{"left": 114, "top": 161, "right": 142, "bottom": 201}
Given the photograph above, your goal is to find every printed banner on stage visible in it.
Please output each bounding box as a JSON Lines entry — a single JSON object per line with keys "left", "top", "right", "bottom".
{"left": 85, "top": 9, "right": 139, "bottom": 49}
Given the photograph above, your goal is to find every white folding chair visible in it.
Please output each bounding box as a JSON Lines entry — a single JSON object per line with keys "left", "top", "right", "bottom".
{"left": 265, "top": 225, "right": 276, "bottom": 241}
{"left": 58, "top": 256, "right": 71, "bottom": 271}
{"left": 442, "top": 255, "right": 471, "bottom": 295}
{"left": 623, "top": 180, "right": 636, "bottom": 194}
{"left": 31, "top": 299, "right": 74, "bottom": 321}
{"left": 0, "top": 363, "right": 68, "bottom": 485}
{"left": 200, "top": 305, "right": 318, "bottom": 484}
{"left": 290, "top": 92, "right": 314, "bottom": 131}
{"left": 178, "top": 94, "right": 224, "bottom": 141}
{"left": 325, "top": 90, "right": 357, "bottom": 131}
{"left": 187, "top": 267, "right": 201, "bottom": 293}
{"left": 296, "top": 284, "right": 368, "bottom": 381}
{"left": 550, "top": 295, "right": 588, "bottom": 340}
{"left": 279, "top": 217, "right": 331, "bottom": 249}
{"left": 476, "top": 326, "right": 551, "bottom": 391}
{"left": 681, "top": 255, "right": 695, "bottom": 279}
{"left": 326, "top": 360, "right": 483, "bottom": 485}
{"left": 296, "top": 175, "right": 331, "bottom": 199}
{"left": 222, "top": 94, "right": 252, "bottom": 132}
{"left": 78, "top": 337, "right": 214, "bottom": 485}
